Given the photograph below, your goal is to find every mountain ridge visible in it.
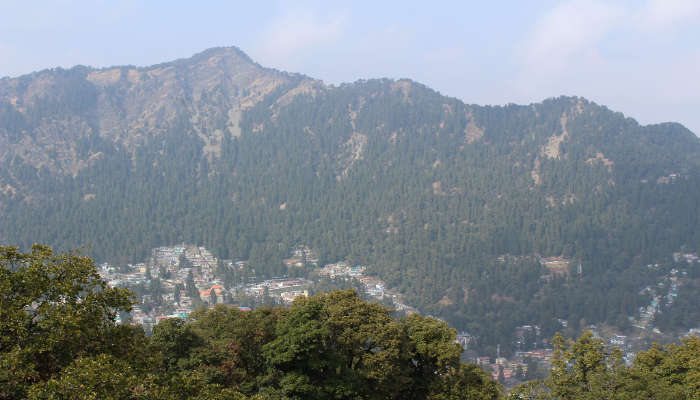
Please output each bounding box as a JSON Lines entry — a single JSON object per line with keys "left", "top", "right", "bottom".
{"left": 1, "top": 46, "right": 695, "bottom": 136}
{"left": 2, "top": 46, "right": 700, "bottom": 350}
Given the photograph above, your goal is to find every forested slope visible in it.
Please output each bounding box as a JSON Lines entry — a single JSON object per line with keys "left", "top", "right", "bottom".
{"left": 2, "top": 47, "right": 700, "bottom": 347}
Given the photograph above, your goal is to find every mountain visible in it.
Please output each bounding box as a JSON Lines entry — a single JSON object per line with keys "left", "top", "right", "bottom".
{"left": 2, "top": 46, "right": 700, "bottom": 351}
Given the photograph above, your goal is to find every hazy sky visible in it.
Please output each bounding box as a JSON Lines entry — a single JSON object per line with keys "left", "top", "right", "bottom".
{"left": 1, "top": 0, "right": 699, "bottom": 135}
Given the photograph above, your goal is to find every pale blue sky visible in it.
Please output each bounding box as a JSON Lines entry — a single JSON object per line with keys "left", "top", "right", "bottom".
{"left": 1, "top": 0, "right": 699, "bottom": 134}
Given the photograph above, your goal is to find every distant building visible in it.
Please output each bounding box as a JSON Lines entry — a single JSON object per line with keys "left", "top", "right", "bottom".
{"left": 609, "top": 335, "right": 627, "bottom": 346}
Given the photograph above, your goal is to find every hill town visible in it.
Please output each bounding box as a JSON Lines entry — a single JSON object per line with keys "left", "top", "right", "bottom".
{"left": 99, "top": 243, "right": 700, "bottom": 388}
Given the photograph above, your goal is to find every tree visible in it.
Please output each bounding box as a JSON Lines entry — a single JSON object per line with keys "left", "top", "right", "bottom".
{"left": 188, "top": 304, "right": 280, "bottom": 395}
{"left": 619, "top": 335, "right": 700, "bottom": 399}
{"left": 260, "top": 290, "right": 496, "bottom": 400}
{"left": 0, "top": 245, "right": 133, "bottom": 399}
{"left": 548, "top": 331, "right": 624, "bottom": 399}
{"left": 179, "top": 252, "right": 193, "bottom": 269}
{"left": 404, "top": 313, "right": 464, "bottom": 397}
{"left": 515, "top": 364, "right": 524, "bottom": 381}
{"left": 509, "top": 331, "right": 624, "bottom": 400}
{"left": 512, "top": 333, "right": 700, "bottom": 399}
{"left": 427, "top": 363, "right": 502, "bottom": 400}
{"left": 26, "top": 354, "right": 140, "bottom": 400}
{"left": 174, "top": 286, "right": 182, "bottom": 304}
{"left": 151, "top": 318, "right": 203, "bottom": 372}
{"left": 524, "top": 357, "right": 540, "bottom": 381}
{"left": 186, "top": 271, "right": 203, "bottom": 308}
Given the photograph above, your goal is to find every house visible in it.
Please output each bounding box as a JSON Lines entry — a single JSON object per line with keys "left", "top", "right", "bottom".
{"left": 367, "top": 284, "right": 384, "bottom": 298}
{"left": 609, "top": 335, "right": 627, "bottom": 346}
{"left": 455, "top": 332, "right": 473, "bottom": 349}
{"left": 476, "top": 357, "right": 491, "bottom": 367}
{"left": 280, "top": 290, "right": 309, "bottom": 304}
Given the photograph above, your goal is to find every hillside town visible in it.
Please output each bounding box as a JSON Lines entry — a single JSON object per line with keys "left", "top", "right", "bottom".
{"left": 99, "top": 245, "right": 700, "bottom": 388}
{"left": 99, "top": 243, "right": 418, "bottom": 333}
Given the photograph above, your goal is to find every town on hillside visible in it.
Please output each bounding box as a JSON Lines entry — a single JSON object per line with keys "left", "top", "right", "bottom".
{"left": 99, "top": 244, "right": 417, "bottom": 333}
{"left": 99, "top": 245, "right": 700, "bottom": 388}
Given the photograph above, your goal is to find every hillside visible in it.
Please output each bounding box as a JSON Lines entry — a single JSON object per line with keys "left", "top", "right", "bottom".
{"left": 2, "top": 46, "right": 700, "bottom": 350}
{"left": 4, "top": 245, "right": 700, "bottom": 399}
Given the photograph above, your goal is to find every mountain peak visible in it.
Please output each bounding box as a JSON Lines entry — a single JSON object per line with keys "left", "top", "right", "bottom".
{"left": 169, "top": 46, "right": 260, "bottom": 69}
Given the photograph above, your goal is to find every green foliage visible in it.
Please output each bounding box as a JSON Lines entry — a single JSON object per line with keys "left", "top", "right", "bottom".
{"left": 3, "top": 247, "right": 502, "bottom": 399}
{"left": 263, "top": 290, "right": 414, "bottom": 399}
{"left": 619, "top": 335, "right": 700, "bottom": 399}
{"left": 187, "top": 305, "right": 280, "bottom": 394}
{"left": 152, "top": 289, "right": 503, "bottom": 399}
{"left": 5, "top": 245, "right": 700, "bottom": 399}
{"left": 510, "top": 333, "right": 700, "bottom": 400}
{"left": 151, "top": 318, "right": 203, "bottom": 372}
{"left": 545, "top": 332, "right": 624, "bottom": 399}
{"left": 26, "top": 354, "right": 139, "bottom": 400}
{"left": 427, "top": 364, "right": 503, "bottom": 400}
{"left": 655, "top": 280, "right": 700, "bottom": 332}
{"left": 0, "top": 245, "right": 133, "bottom": 398}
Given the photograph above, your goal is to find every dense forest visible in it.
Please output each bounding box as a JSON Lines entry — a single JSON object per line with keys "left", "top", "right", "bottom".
{"left": 1, "top": 47, "right": 700, "bottom": 350}
{"left": 3, "top": 245, "right": 700, "bottom": 399}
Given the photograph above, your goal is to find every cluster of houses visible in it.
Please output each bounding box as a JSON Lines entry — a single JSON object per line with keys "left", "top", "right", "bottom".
{"left": 455, "top": 332, "right": 474, "bottom": 349}
{"left": 317, "top": 261, "right": 389, "bottom": 298}
{"left": 468, "top": 320, "right": 639, "bottom": 385}
{"left": 103, "top": 244, "right": 422, "bottom": 332}
{"left": 104, "top": 243, "right": 699, "bottom": 389}
{"left": 102, "top": 245, "right": 319, "bottom": 331}
{"left": 242, "top": 278, "right": 312, "bottom": 303}
{"left": 673, "top": 251, "right": 699, "bottom": 264}
{"left": 473, "top": 348, "right": 554, "bottom": 382}
{"left": 283, "top": 245, "right": 319, "bottom": 268}
{"left": 318, "top": 262, "right": 365, "bottom": 279}
{"left": 104, "top": 243, "right": 699, "bottom": 388}
{"left": 634, "top": 266, "right": 688, "bottom": 332}
{"left": 100, "top": 245, "right": 224, "bottom": 330}
{"left": 656, "top": 173, "right": 680, "bottom": 184}
{"left": 314, "top": 260, "right": 418, "bottom": 313}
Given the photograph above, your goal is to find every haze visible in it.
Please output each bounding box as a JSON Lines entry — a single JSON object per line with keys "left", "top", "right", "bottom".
{"left": 1, "top": 0, "right": 698, "bottom": 135}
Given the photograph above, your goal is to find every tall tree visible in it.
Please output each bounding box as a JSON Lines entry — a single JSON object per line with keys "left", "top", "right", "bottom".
{"left": 0, "top": 245, "right": 133, "bottom": 399}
